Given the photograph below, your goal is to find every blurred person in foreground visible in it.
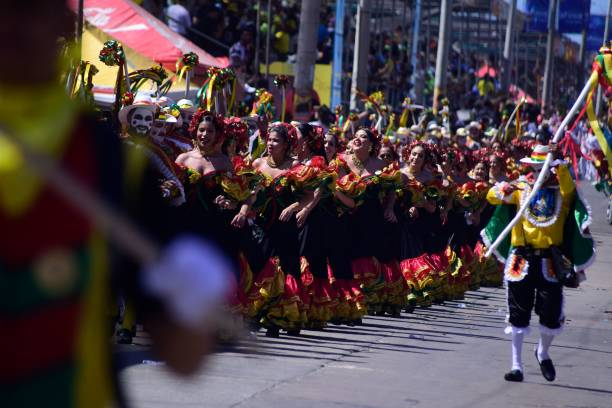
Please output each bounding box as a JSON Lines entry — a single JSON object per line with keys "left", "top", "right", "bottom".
{"left": 0, "top": 2, "right": 234, "bottom": 407}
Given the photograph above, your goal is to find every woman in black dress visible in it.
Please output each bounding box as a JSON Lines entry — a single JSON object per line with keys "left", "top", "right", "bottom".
{"left": 399, "top": 142, "right": 451, "bottom": 306}
{"left": 335, "top": 128, "right": 406, "bottom": 316}
{"left": 174, "top": 110, "right": 251, "bottom": 311}
{"left": 291, "top": 124, "right": 339, "bottom": 328}
{"left": 238, "top": 124, "right": 305, "bottom": 337}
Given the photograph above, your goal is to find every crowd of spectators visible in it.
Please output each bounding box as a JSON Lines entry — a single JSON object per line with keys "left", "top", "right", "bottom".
{"left": 137, "top": 0, "right": 584, "bottom": 122}
{"left": 138, "top": 1, "right": 334, "bottom": 75}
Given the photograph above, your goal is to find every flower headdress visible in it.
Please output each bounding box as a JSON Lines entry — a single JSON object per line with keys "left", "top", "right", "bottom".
{"left": 224, "top": 116, "right": 249, "bottom": 151}
{"left": 267, "top": 122, "right": 297, "bottom": 148}
{"left": 188, "top": 109, "right": 226, "bottom": 140}
{"left": 401, "top": 140, "right": 435, "bottom": 164}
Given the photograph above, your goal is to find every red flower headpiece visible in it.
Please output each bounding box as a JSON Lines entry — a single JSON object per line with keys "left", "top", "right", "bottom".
{"left": 268, "top": 122, "right": 297, "bottom": 148}
{"left": 189, "top": 109, "right": 226, "bottom": 140}
{"left": 224, "top": 117, "right": 249, "bottom": 150}
{"left": 401, "top": 140, "right": 435, "bottom": 164}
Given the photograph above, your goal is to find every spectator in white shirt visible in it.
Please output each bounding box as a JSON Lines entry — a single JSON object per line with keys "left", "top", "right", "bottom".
{"left": 229, "top": 30, "right": 253, "bottom": 71}
{"left": 166, "top": 0, "right": 191, "bottom": 36}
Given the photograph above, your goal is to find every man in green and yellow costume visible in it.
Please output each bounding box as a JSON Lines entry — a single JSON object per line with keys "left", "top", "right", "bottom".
{"left": 482, "top": 143, "right": 595, "bottom": 383}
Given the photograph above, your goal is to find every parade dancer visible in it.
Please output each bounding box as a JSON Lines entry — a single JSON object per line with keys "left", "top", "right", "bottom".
{"left": 399, "top": 143, "right": 449, "bottom": 307}
{"left": 483, "top": 143, "right": 595, "bottom": 382}
{"left": 241, "top": 124, "right": 306, "bottom": 337}
{"left": 172, "top": 110, "right": 253, "bottom": 313}
{"left": 291, "top": 124, "right": 339, "bottom": 328}
{"left": 334, "top": 128, "right": 406, "bottom": 315}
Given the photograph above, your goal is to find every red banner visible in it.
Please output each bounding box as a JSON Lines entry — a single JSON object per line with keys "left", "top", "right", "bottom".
{"left": 69, "top": 0, "right": 226, "bottom": 74}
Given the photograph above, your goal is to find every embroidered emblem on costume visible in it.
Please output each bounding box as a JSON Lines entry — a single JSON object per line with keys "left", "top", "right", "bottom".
{"left": 504, "top": 252, "right": 529, "bottom": 282}
{"left": 33, "top": 248, "right": 78, "bottom": 296}
{"left": 541, "top": 258, "right": 558, "bottom": 283}
{"left": 522, "top": 186, "right": 562, "bottom": 227}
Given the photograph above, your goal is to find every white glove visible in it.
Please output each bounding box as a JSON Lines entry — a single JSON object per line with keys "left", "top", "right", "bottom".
{"left": 142, "top": 236, "right": 234, "bottom": 331}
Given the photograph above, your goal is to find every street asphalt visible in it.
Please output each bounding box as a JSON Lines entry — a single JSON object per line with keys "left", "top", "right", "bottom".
{"left": 119, "top": 182, "right": 612, "bottom": 408}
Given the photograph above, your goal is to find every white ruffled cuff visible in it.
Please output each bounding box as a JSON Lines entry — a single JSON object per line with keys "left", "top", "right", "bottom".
{"left": 539, "top": 323, "right": 563, "bottom": 336}
{"left": 492, "top": 182, "right": 514, "bottom": 203}
{"left": 504, "top": 325, "right": 531, "bottom": 336}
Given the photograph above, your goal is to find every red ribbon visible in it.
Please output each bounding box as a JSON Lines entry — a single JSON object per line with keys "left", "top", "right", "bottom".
{"left": 558, "top": 89, "right": 595, "bottom": 180}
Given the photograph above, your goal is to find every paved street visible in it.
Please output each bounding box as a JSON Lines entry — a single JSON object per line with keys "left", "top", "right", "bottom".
{"left": 119, "top": 183, "right": 612, "bottom": 408}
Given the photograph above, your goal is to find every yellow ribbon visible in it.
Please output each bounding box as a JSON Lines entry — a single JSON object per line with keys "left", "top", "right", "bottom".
{"left": 175, "top": 58, "right": 193, "bottom": 83}
{"left": 228, "top": 78, "right": 237, "bottom": 115}
{"left": 341, "top": 120, "right": 351, "bottom": 134}
{"left": 206, "top": 75, "right": 217, "bottom": 111}
{"left": 586, "top": 67, "right": 612, "bottom": 176}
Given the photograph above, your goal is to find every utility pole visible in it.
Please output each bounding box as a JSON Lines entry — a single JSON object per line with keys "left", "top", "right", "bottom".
{"left": 410, "top": 0, "right": 422, "bottom": 99}
{"left": 578, "top": 28, "right": 587, "bottom": 91}
{"left": 596, "top": 0, "right": 612, "bottom": 116}
{"left": 265, "top": 0, "right": 272, "bottom": 80}
{"left": 254, "top": 0, "right": 261, "bottom": 76}
{"left": 331, "top": 0, "right": 346, "bottom": 108}
{"left": 350, "top": 0, "right": 372, "bottom": 110}
{"left": 433, "top": 0, "right": 452, "bottom": 114}
{"left": 542, "top": 0, "right": 557, "bottom": 109}
{"left": 294, "top": 0, "right": 321, "bottom": 96}
{"left": 502, "top": 0, "right": 517, "bottom": 94}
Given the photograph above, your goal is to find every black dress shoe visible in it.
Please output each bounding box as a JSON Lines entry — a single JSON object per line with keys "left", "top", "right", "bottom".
{"left": 535, "top": 349, "right": 556, "bottom": 381}
{"left": 116, "top": 328, "right": 133, "bottom": 345}
{"left": 265, "top": 327, "right": 280, "bottom": 338}
{"left": 504, "top": 369, "right": 524, "bottom": 382}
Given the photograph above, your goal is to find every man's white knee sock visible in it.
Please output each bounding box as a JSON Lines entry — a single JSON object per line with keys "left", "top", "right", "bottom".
{"left": 511, "top": 330, "right": 525, "bottom": 371}
{"left": 537, "top": 332, "right": 554, "bottom": 361}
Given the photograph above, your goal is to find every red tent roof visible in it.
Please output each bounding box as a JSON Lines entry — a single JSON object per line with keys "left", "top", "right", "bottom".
{"left": 70, "top": 0, "right": 227, "bottom": 74}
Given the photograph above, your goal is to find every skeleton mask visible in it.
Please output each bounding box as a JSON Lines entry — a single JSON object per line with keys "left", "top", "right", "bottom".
{"left": 181, "top": 111, "right": 194, "bottom": 131}
{"left": 150, "top": 120, "right": 165, "bottom": 139}
{"left": 129, "top": 108, "right": 154, "bottom": 135}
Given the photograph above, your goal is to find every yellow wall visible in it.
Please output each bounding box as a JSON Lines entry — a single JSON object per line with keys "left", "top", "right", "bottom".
{"left": 259, "top": 62, "right": 332, "bottom": 106}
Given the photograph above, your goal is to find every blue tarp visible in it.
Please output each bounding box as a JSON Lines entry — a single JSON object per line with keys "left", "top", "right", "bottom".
{"left": 526, "top": 0, "right": 550, "bottom": 33}
{"left": 558, "top": 0, "right": 590, "bottom": 34}
{"left": 586, "top": 14, "right": 607, "bottom": 51}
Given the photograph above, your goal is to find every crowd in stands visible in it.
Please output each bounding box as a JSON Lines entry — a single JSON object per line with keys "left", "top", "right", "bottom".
{"left": 138, "top": 0, "right": 586, "bottom": 125}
